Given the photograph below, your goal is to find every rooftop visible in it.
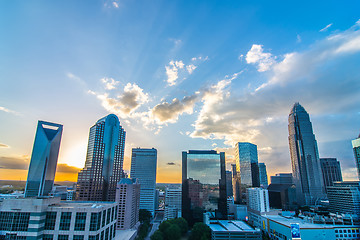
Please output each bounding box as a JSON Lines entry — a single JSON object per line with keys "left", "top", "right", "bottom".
{"left": 208, "top": 220, "right": 259, "bottom": 232}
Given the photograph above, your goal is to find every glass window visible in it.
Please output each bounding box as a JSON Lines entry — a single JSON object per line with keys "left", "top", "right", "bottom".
{"left": 59, "top": 212, "right": 72, "bottom": 231}
{"left": 45, "top": 212, "right": 57, "bottom": 230}
{"left": 43, "top": 234, "right": 53, "bottom": 240}
{"left": 58, "top": 235, "right": 69, "bottom": 240}
{"left": 75, "top": 212, "right": 87, "bottom": 231}
{"left": 73, "top": 235, "right": 84, "bottom": 240}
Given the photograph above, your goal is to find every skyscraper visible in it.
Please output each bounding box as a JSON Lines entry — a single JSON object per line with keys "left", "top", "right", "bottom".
{"left": 76, "top": 114, "right": 126, "bottom": 202}
{"left": 352, "top": 134, "right": 360, "bottom": 180}
{"left": 247, "top": 188, "right": 269, "bottom": 213}
{"left": 259, "top": 163, "right": 268, "bottom": 188}
{"left": 182, "top": 150, "right": 227, "bottom": 225}
{"left": 130, "top": 148, "right": 157, "bottom": 216}
{"left": 288, "top": 103, "right": 325, "bottom": 205}
{"left": 235, "top": 142, "right": 260, "bottom": 187}
{"left": 226, "top": 170, "right": 233, "bottom": 197}
{"left": 25, "top": 121, "right": 63, "bottom": 197}
{"left": 270, "top": 173, "right": 293, "bottom": 185}
{"left": 231, "top": 164, "right": 242, "bottom": 203}
{"left": 319, "top": 158, "right": 343, "bottom": 192}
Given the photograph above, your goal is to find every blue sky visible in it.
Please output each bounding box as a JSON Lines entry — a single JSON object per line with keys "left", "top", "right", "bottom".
{"left": 0, "top": 0, "right": 360, "bottom": 182}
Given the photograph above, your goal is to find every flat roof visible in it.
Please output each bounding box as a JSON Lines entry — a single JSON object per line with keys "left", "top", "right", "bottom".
{"left": 265, "top": 215, "right": 359, "bottom": 229}
{"left": 208, "top": 220, "right": 259, "bottom": 232}
{"left": 48, "top": 201, "right": 116, "bottom": 209}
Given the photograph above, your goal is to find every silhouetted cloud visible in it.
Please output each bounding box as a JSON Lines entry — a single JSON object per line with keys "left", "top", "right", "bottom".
{"left": 167, "top": 162, "right": 176, "bottom": 165}
{"left": 0, "top": 143, "right": 9, "bottom": 148}
{"left": 56, "top": 164, "right": 81, "bottom": 173}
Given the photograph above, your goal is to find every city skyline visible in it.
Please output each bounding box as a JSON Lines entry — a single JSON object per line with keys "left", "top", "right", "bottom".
{"left": 1, "top": 1, "right": 360, "bottom": 183}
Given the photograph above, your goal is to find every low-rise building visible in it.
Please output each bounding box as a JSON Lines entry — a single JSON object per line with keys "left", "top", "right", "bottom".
{"left": 207, "top": 220, "right": 261, "bottom": 240}
{"left": 0, "top": 197, "right": 117, "bottom": 240}
{"left": 164, "top": 186, "right": 181, "bottom": 220}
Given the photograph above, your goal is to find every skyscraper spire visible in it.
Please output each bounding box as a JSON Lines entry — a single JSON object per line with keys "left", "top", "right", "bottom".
{"left": 288, "top": 103, "right": 325, "bottom": 205}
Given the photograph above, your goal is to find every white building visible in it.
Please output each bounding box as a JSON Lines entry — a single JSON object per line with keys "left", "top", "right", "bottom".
{"left": 0, "top": 197, "right": 117, "bottom": 240}
{"left": 164, "top": 186, "right": 181, "bottom": 220}
{"left": 130, "top": 148, "right": 157, "bottom": 216}
{"left": 247, "top": 188, "right": 269, "bottom": 213}
{"left": 115, "top": 178, "right": 140, "bottom": 230}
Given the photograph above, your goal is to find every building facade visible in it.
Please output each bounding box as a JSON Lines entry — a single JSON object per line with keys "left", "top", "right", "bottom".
{"left": 0, "top": 198, "right": 117, "bottom": 240}
{"left": 288, "top": 103, "right": 325, "bottom": 205}
{"left": 235, "top": 142, "right": 260, "bottom": 187}
{"left": 182, "top": 150, "right": 227, "bottom": 226}
{"left": 352, "top": 134, "right": 360, "bottom": 180}
{"left": 270, "top": 173, "right": 293, "bottom": 185}
{"left": 76, "top": 114, "right": 126, "bottom": 202}
{"left": 25, "top": 121, "right": 63, "bottom": 198}
{"left": 320, "top": 158, "right": 343, "bottom": 192}
{"left": 327, "top": 181, "right": 360, "bottom": 218}
{"left": 115, "top": 178, "right": 140, "bottom": 230}
{"left": 225, "top": 171, "right": 233, "bottom": 197}
{"left": 231, "top": 164, "right": 241, "bottom": 203}
{"left": 164, "top": 186, "right": 182, "bottom": 220}
{"left": 259, "top": 163, "right": 268, "bottom": 188}
{"left": 247, "top": 188, "right": 269, "bottom": 213}
{"left": 130, "top": 148, "right": 157, "bottom": 216}
{"left": 267, "top": 183, "right": 297, "bottom": 210}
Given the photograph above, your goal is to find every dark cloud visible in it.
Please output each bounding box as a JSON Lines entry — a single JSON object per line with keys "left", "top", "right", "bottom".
{"left": 152, "top": 94, "right": 199, "bottom": 123}
{"left": 167, "top": 162, "right": 176, "bottom": 165}
{"left": 56, "top": 164, "right": 81, "bottom": 174}
{"left": 0, "top": 156, "right": 29, "bottom": 170}
{"left": 0, "top": 156, "right": 81, "bottom": 174}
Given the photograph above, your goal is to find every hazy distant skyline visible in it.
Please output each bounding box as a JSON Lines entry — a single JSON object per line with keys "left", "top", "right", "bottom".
{"left": 1, "top": 1, "right": 360, "bottom": 183}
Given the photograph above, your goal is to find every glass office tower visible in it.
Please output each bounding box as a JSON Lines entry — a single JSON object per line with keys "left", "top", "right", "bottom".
{"left": 130, "top": 148, "right": 157, "bottom": 216}
{"left": 319, "top": 158, "right": 342, "bottom": 192}
{"left": 352, "top": 134, "right": 360, "bottom": 180}
{"left": 76, "top": 114, "right": 126, "bottom": 201}
{"left": 182, "top": 150, "right": 227, "bottom": 226}
{"left": 235, "top": 142, "right": 260, "bottom": 187}
{"left": 288, "top": 103, "right": 325, "bottom": 205}
{"left": 259, "top": 163, "right": 268, "bottom": 188}
{"left": 25, "top": 121, "right": 63, "bottom": 197}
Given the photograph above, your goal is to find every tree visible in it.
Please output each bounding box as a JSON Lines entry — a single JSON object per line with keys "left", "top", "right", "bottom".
{"left": 163, "top": 224, "right": 181, "bottom": 240}
{"left": 169, "top": 218, "right": 188, "bottom": 235}
{"left": 150, "top": 230, "right": 164, "bottom": 240}
{"left": 189, "top": 222, "right": 211, "bottom": 240}
{"left": 139, "top": 209, "right": 152, "bottom": 223}
{"left": 159, "top": 221, "right": 171, "bottom": 233}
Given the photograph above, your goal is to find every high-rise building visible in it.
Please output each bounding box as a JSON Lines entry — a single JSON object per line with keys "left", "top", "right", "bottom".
{"left": 267, "top": 184, "right": 297, "bottom": 210}
{"left": 270, "top": 173, "right": 293, "bottom": 185}
{"left": 115, "top": 178, "right": 140, "bottom": 230}
{"left": 327, "top": 181, "right": 360, "bottom": 218}
{"left": 25, "top": 121, "right": 63, "bottom": 198}
{"left": 0, "top": 197, "right": 117, "bottom": 240}
{"left": 259, "top": 163, "right": 268, "bottom": 188}
{"left": 352, "top": 134, "right": 360, "bottom": 180}
{"left": 226, "top": 170, "right": 233, "bottom": 197}
{"left": 231, "top": 164, "right": 241, "bottom": 203}
{"left": 164, "top": 186, "right": 182, "bottom": 220}
{"left": 182, "top": 150, "right": 227, "bottom": 225}
{"left": 76, "top": 114, "right": 126, "bottom": 202}
{"left": 288, "top": 103, "right": 325, "bottom": 205}
{"left": 320, "top": 158, "right": 343, "bottom": 192}
{"left": 247, "top": 188, "right": 269, "bottom": 213}
{"left": 235, "top": 142, "right": 260, "bottom": 187}
{"left": 130, "top": 148, "right": 157, "bottom": 216}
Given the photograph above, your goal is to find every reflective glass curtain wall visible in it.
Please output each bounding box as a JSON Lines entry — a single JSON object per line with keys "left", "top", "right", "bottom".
{"left": 25, "top": 121, "right": 63, "bottom": 197}
{"left": 182, "top": 150, "right": 227, "bottom": 226}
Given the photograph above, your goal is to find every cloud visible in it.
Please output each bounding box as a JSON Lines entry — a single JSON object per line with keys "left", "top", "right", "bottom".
{"left": 167, "top": 162, "right": 176, "bottom": 166}
{"left": 0, "top": 155, "right": 30, "bottom": 170}
{"left": 296, "top": 34, "right": 302, "bottom": 43}
{"left": 165, "top": 57, "right": 207, "bottom": 86}
{"left": 112, "top": 1, "right": 119, "bottom": 8}
{"left": 0, "top": 106, "right": 20, "bottom": 116}
{"left": 101, "top": 77, "right": 119, "bottom": 90}
{"left": 320, "top": 23, "right": 333, "bottom": 32}
{"left": 186, "top": 64, "right": 197, "bottom": 74}
{"left": 0, "top": 143, "right": 9, "bottom": 148}
{"left": 151, "top": 94, "right": 199, "bottom": 123}
{"left": 190, "top": 20, "right": 360, "bottom": 178}
{"left": 92, "top": 82, "right": 149, "bottom": 118}
{"left": 165, "top": 60, "right": 185, "bottom": 86}
{"left": 56, "top": 164, "right": 81, "bottom": 174}
{"left": 245, "top": 44, "right": 276, "bottom": 72}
